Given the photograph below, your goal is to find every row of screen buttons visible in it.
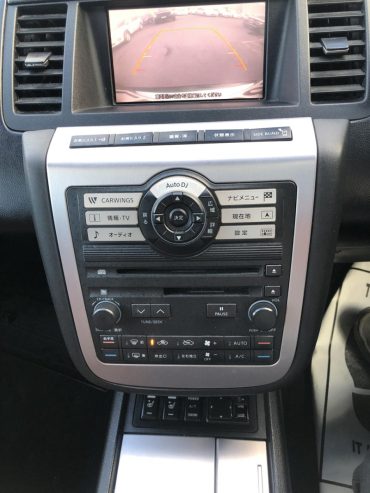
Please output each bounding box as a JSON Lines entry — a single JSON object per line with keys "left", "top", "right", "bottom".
{"left": 100, "top": 348, "right": 273, "bottom": 365}
{"left": 100, "top": 335, "right": 274, "bottom": 350}
{"left": 85, "top": 206, "right": 275, "bottom": 227}
{"left": 70, "top": 127, "right": 292, "bottom": 148}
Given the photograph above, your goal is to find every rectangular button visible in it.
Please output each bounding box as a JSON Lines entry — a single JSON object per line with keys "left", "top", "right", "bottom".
{"left": 184, "top": 397, "right": 202, "bottom": 422}
{"left": 122, "top": 350, "right": 148, "bottom": 363}
{"left": 141, "top": 395, "right": 160, "bottom": 420}
{"left": 114, "top": 132, "right": 153, "bottom": 146}
{"left": 224, "top": 336, "right": 251, "bottom": 349}
{"left": 158, "top": 130, "right": 197, "bottom": 144}
{"left": 216, "top": 225, "right": 276, "bottom": 241}
{"left": 221, "top": 207, "right": 276, "bottom": 224}
{"left": 207, "top": 304, "right": 236, "bottom": 318}
{"left": 253, "top": 350, "right": 274, "bottom": 364}
{"left": 204, "top": 129, "right": 244, "bottom": 142}
{"left": 162, "top": 397, "right": 182, "bottom": 421}
{"left": 121, "top": 335, "right": 147, "bottom": 348}
{"left": 265, "top": 264, "right": 282, "bottom": 277}
{"left": 151, "top": 304, "right": 171, "bottom": 318}
{"left": 215, "top": 189, "right": 276, "bottom": 206}
{"left": 100, "top": 335, "right": 119, "bottom": 348}
{"left": 131, "top": 304, "right": 151, "bottom": 318}
{"left": 208, "top": 397, "right": 233, "bottom": 421}
{"left": 201, "top": 350, "right": 225, "bottom": 364}
{"left": 225, "top": 351, "right": 251, "bottom": 364}
{"left": 232, "top": 396, "right": 249, "bottom": 422}
{"left": 87, "top": 227, "right": 145, "bottom": 242}
{"left": 148, "top": 350, "right": 173, "bottom": 363}
{"left": 250, "top": 127, "right": 292, "bottom": 142}
{"left": 147, "top": 337, "right": 178, "bottom": 349}
{"left": 70, "top": 134, "right": 110, "bottom": 148}
{"left": 85, "top": 210, "right": 138, "bottom": 226}
{"left": 100, "top": 349, "right": 121, "bottom": 362}
{"left": 84, "top": 192, "right": 142, "bottom": 209}
{"left": 264, "top": 286, "right": 281, "bottom": 297}
{"left": 173, "top": 351, "right": 201, "bottom": 364}
{"left": 254, "top": 336, "right": 274, "bottom": 350}
{"left": 198, "top": 337, "right": 224, "bottom": 349}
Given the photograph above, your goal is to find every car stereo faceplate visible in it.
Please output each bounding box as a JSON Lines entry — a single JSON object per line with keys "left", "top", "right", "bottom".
{"left": 46, "top": 118, "right": 316, "bottom": 390}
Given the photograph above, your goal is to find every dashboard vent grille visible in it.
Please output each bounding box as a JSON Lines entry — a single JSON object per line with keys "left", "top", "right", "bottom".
{"left": 13, "top": 4, "right": 67, "bottom": 113}
{"left": 308, "top": 0, "right": 366, "bottom": 103}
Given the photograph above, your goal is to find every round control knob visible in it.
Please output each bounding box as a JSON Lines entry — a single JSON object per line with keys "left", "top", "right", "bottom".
{"left": 92, "top": 301, "right": 122, "bottom": 330}
{"left": 248, "top": 301, "right": 278, "bottom": 331}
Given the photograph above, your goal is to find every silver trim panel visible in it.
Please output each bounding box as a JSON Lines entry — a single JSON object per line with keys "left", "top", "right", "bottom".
{"left": 115, "top": 435, "right": 269, "bottom": 493}
{"left": 216, "top": 439, "right": 270, "bottom": 493}
{"left": 115, "top": 435, "right": 215, "bottom": 493}
{"left": 47, "top": 118, "right": 317, "bottom": 389}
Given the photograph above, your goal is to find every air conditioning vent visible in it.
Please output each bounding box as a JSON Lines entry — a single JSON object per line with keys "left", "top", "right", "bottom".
{"left": 13, "top": 4, "right": 67, "bottom": 113}
{"left": 308, "top": 0, "right": 366, "bottom": 103}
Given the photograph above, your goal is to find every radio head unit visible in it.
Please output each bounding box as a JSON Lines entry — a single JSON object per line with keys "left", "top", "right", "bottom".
{"left": 32, "top": 118, "right": 317, "bottom": 392}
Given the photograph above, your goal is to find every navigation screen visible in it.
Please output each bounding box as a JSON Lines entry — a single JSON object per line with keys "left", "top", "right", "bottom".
{"left": 108, "top": 2, "right": 266, "bottom": 103}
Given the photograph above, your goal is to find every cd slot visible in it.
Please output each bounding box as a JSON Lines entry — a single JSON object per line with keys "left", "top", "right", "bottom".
{"left": 115, "top": 267, "right": 261, "bottom": 275}
{"left": 86, "top": 270, "right": 264, "bottom": 289}
{"left": 163, "top": 287, "right": 263, "bottom": 297}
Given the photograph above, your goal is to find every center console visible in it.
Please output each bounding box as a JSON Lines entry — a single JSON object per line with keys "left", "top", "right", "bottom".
{"left": 18, "top": 0, "right": 351, "bottom": 487}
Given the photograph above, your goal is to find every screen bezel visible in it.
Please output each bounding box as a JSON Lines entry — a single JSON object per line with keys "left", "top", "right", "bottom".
{"left": 107, "top": 1, "right": 268, "bottom": 106}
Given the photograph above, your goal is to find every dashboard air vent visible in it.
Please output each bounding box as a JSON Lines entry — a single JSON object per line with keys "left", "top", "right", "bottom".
{"left": 13, "top": 4, "right": 67, "bottom": 113}
{"left": 308, "top": 0, "right": 366, "bottom": 103}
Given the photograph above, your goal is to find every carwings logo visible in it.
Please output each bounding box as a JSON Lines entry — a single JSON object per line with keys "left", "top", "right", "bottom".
{"left": 88, "top": 196, "right": 98, "bottom": 205}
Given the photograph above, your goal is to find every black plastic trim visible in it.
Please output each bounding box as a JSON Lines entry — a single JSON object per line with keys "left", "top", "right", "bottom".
{"left": 4, "top": 0, "right": 370, "bottom": 132}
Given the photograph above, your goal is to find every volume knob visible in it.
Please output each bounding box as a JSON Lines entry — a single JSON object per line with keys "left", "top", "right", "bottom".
{"left": 92, "top": 301, "right": 122, "bottom": 330}
{"left": 248, "top": 301, "right": 278, "bottom": 331}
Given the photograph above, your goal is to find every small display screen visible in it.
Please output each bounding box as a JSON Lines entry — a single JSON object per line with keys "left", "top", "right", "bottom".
{"left": 108, "top": 2, "right": 266, "bottom": 103}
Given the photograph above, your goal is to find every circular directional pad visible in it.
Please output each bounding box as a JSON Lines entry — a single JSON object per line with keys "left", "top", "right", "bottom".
{"left": 138, "top": 174, "right": 220, "bottom": 256}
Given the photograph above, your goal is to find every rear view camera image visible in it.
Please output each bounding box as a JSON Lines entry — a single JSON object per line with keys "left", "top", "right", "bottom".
{"left": 109, "top": 2, "right": 265, "bottom": 103}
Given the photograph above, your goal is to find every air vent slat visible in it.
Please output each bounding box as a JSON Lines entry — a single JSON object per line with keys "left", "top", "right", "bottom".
{"left": 13, "top": 4, "right": 67, "bottom": 114}
{"left": 309, "top": 11, "right": 364, "bottom": 19}
{"left": 308, "top": 0, "right": 366, "bottom": 103}
{"left": 309, "top": 25, "right": 365, "bottom": 35}
{"left": 308, "top": 0, "right": 362, "bottom": 5}
{"left": 311, "top": 84, "right": 365, "bottom": 94}
{"left": 16, "top": 41, "right": 65, "bottom": 49}
{"left": 17, "top": 27, "right": 66, "bottom": 34}
{"left": 15, "top": 69, "right": 63, "bottom": 77}
{"left": 311, "top": 69, "right": 365, "bottom": 79}
{"left": 15, "top": 83, "right": 63, "bottom": 90}
{"left": 16, "top": 97, "right": 62, "bottom": 104}
{"left": 17, "top": 13, "right": 67, "bottom": 21}
{"left": 311, "top": 54, "right": 365, "bottom": 64}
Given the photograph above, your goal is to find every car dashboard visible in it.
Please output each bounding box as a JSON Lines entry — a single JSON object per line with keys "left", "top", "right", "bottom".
{"left": 1, "top": 0, "right": 370, "bottom": 492}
